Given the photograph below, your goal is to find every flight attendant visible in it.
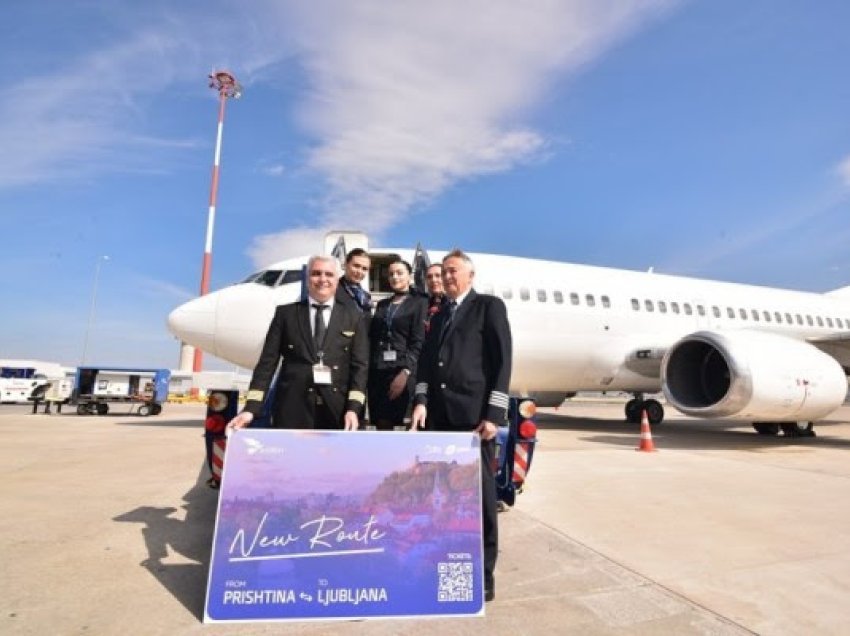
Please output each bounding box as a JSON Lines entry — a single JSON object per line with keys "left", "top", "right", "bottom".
{"left": 368, "top": 259, "right": 427, "bottom": 429}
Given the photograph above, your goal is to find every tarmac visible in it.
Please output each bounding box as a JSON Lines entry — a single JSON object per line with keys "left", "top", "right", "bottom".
{"left": 2, "top": 399, "right": 850, "bottom": 635}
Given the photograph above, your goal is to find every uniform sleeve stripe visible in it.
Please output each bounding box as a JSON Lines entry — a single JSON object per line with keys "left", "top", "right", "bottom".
{"left": 348, "top": 390, "right": 366, "bottom": 404}
{"left": 489, "top": 391, "right": 509, "bottom": 408}
{"left": 415, "top": 382, "right": 428, "bottom": 396}
{"left": 246, "top": 390, "right": 265, "bottom": 401}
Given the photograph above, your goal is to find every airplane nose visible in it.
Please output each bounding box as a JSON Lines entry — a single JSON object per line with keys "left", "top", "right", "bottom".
{"left": 167, "top": 293, "right": 218, "bottom": 354}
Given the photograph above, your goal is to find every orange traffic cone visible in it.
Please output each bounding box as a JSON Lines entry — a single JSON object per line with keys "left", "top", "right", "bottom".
{"left": 636, "top": 410, "right": 657, "bottom": 452}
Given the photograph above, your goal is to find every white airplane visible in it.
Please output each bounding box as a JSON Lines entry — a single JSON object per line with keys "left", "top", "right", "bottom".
{"left": 167, "top": 233, "right": 850, "bottom": 437}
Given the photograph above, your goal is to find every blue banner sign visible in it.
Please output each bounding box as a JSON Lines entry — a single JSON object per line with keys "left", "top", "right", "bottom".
{"left": 204, "top": 430, "right": 484, "bottom": 622}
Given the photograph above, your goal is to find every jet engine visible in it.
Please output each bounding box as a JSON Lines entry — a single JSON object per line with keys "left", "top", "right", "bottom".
{"left": 661, "top": 330, "right": 848, "bottom": 422}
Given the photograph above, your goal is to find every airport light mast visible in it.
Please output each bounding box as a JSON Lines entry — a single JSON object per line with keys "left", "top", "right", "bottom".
{"left": 190, "top": 70, "right": 242, "bottom": 373}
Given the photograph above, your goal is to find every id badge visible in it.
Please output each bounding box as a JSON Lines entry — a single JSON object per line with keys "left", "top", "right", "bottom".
{"left": 383, "top": 349, "right": 398, "bottom": 362}
{"left": 313, "top": 363, "right": 332, "bottom": 385}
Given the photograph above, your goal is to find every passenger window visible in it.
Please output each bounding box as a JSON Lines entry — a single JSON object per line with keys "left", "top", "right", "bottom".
{"left": 570, "top": 293, "right": 580, "bottom": 306}
{"left": 502, "top": 288, "right": 513, "bottom": 300}
{"left": 520, "top": 287, "right": 530, "bottom": 301}
{"left": 727, "top": 307, "right": 735, "bottom": 319}
{"left": 631, "top": 298, "right": 640, "bottom": 311}
{"left": 796, "top": 314, "right": 803, "bottom": 325}
{"left": 751, "top": 310, "right": 759, "bottom": 321}
{"left": 826, "top": 317, "right": 834, "bottom": 328}
{"left": 806, "top": 315, "right": 813, "bottom": 326}
{"left": 816, "top": 316, "right": 824, "bottom": 327}
{"left": 658, "top": 301, "right": 667, "bottom": 313}
{"left": 537, "top": 289, "right": 547, "bottom": 302}
{"left": 697, "top": 305, "right": 705, "bottom": 316}
{"left": 601, "top": 295, "right": 611, "bottom": 308}
{"left": 712, "top": 306, "right": 721, "bottom": 318}
{"left": 554, "top": 291, "right": 564, "bottom": 304}
{"left": 684, "top": 304, "right": 693, "bottom": 315}
{"left": 585, "top": 294, "right": 595, "bottom": 307}
{"left": 671, "top": 302, "right": 680, "bottom": 314}
{"left": 645, "top": 300, "right": 655, "bottom": 312}
{"left": 785, "top": 313, "right": 792, "bottom": 324}
{"left": 836, "top": 318, "right": 843, "bottom": 329}
{"left": 774, "top": 311, "right": 782, "bottom": 323}
{"left": 763, "top": 311, "right": 771, "bottom": 322}
{"left": 739, "top": 308, "right": 747, "bottom": 320}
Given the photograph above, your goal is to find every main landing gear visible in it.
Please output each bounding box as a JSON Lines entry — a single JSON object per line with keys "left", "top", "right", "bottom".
{"left": 752, "top": 422, "right": 815, "bottom": 437}
{"left": 625, "top": 394, "right": 665, "bottom": 425}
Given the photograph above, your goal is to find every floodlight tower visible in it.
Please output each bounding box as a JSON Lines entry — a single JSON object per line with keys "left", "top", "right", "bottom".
{"left": 192, "top": 70, "right": 242, "bottom": 372}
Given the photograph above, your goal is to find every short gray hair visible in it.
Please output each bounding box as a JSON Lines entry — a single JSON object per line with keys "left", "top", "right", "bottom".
{"left": 442, "top": 248, "right": 474, "bottom": 273}
{"left": 307, "top": 255, "right": 340, "bottom": 276}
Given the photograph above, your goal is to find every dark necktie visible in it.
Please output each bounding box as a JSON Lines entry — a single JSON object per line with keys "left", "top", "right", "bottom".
{"left": 440, "top": 300, "right": 457, "bottom": 343}
{"left": 313, "top": 304, "right": 328, "bottom": 350}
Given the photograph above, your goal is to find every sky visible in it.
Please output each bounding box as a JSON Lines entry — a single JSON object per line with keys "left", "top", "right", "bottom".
{"left": 1, "top": 0, "right": 848, "bottom": 370}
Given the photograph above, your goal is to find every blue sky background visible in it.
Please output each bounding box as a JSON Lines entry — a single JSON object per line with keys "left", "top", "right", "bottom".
{"left": 1, "top": 0, "right": 848, "bottom": 370}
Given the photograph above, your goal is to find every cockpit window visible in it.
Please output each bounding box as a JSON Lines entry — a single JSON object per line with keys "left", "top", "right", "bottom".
{"left": 255, "top": 270, "right": 283, "bottom": 287}
{"left": 241, "top": 271, "right": 262, "bottom": 283}
{"left": 279, "top": 270, "right": 302, "bottom": 286}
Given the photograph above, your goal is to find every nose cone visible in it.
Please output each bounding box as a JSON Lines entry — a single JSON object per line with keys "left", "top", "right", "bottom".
{"left": 167, "top": 293, "right": 218, "bottom": 354}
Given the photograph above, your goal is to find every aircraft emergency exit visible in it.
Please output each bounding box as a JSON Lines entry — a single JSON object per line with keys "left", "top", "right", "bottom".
{"left": 167, "top": 237, "right": 850, "bottom": 437}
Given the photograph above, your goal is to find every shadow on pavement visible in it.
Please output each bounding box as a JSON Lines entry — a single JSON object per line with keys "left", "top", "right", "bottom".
{"left": 536, "top": 411, "right": 850, "bottom": 451}
{"left": 114, "top": 464, "right": 218, "bottom": 621}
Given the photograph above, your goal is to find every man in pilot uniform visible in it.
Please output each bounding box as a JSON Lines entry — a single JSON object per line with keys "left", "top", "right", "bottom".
{"left": 228, "top": 255, "right": 369, "bottom": 431}
{"left": 411, "top": 249, "right": 512, "bottom": 603}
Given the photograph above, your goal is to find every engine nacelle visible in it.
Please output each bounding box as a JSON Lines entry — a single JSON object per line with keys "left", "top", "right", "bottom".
{"left": 661, "top": 330, "right": 848, "bottom": 422}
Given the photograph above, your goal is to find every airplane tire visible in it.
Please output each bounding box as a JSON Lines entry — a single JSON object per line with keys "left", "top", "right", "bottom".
{"left": 138, "top": 404, "right": 152, "bottom": 417}
{"left": 624, "top": 399, "right": 642, "bottom": 423}
{"left": 781, "top": 422, "right": 815, "bottom": 438}
{"left": 644, "top": 399, "right": 664, "bottom": 425}
{"left": 77, "top": 404, "right": 89, "bottom": 415}
{"left": 752, "top": 423, "right": 780, "bottom": 435}
{"left": 97, "top": 403, "right": 109, "bottom": 416}
{"left": 151, "top": 403, "right": 162, "bottom": 416}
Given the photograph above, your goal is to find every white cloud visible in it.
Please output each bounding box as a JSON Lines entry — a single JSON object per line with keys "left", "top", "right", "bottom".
{"left": 0, "top": 1, "right": 675, "bottom": 263}
{"left": 248, "top": 226, "right": 330, "bottom": 267}
{"left": 261, "top": 163, "right": 286, "bottom": 177}
{"left": 249, "top": 0, "right": 675, "bottom": 264}
{"left": 837, "top": 155, "right": 850, "bottom": 187}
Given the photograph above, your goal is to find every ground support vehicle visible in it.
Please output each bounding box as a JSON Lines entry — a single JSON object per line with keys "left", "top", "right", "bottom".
{"left": 70, "top": 367, "right": 170, "bottom": 416}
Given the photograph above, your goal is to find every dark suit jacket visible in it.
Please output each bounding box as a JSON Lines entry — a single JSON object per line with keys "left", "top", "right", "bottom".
{"left": 414, "top": 289, "right": 512, "bottom": 429}
{"left": 244, "top": 300, "right": 369, "bottom": 428}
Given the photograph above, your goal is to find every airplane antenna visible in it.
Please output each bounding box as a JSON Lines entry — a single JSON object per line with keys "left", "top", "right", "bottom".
{"left": 187, "top": 70, "right": 242, "bottom": 373}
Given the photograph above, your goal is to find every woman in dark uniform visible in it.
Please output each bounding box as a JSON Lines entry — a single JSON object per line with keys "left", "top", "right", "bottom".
{"left": 368, "top": 258, "right": 428, "bottom": 430}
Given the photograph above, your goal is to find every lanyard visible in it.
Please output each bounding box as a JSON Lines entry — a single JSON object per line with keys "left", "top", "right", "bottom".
{"left": 384, "top": 295, "right": 408, "bottom": 334}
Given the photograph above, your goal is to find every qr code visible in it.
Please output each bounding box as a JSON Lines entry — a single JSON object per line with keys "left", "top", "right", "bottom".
{"left": 437, "top": 561, "right": 473, "bottom": 602}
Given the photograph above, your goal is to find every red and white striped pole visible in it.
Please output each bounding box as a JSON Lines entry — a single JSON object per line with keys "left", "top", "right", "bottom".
{"left": 193, "top": 70, "right": 242, "bottom": 372}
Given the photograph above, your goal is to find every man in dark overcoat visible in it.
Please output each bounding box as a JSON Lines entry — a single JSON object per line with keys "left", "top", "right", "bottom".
{"left": 411, "top": 249, "right": 512, "bottom": 603}
{"left": 228, "top": 255, "right": 369, "bottom": 431}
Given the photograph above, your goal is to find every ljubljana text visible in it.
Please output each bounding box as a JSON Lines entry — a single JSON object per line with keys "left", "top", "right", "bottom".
{"left": 228, "top": 512, "right": 386, "bottom": 560}
{"left": 222, "top": 587, "right": 389, "bottom": 606}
